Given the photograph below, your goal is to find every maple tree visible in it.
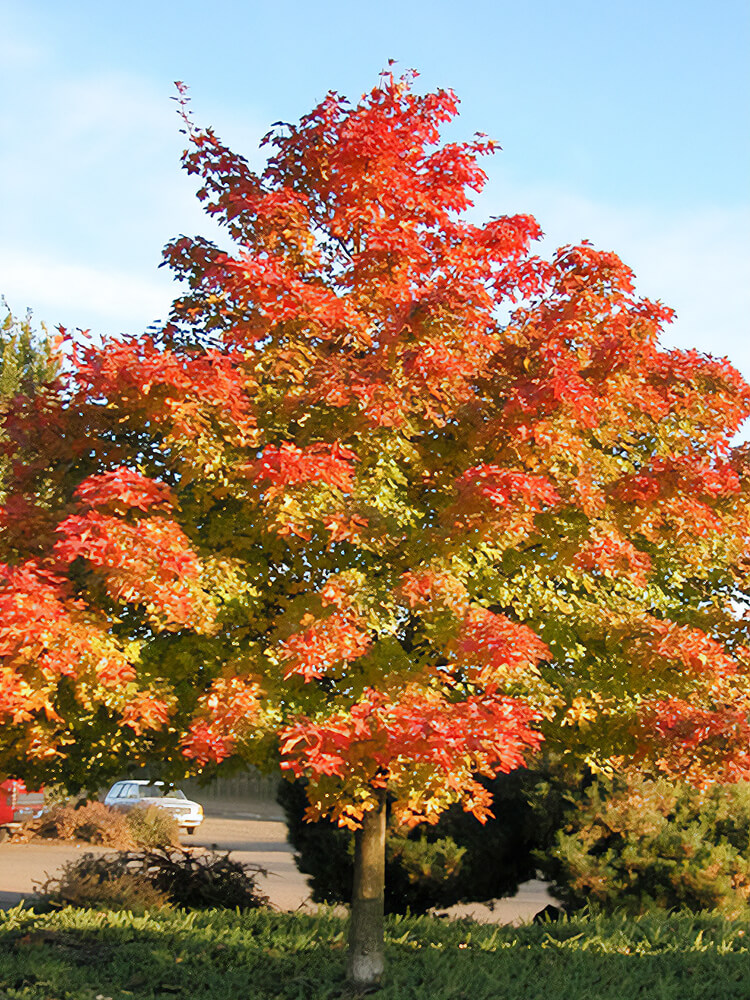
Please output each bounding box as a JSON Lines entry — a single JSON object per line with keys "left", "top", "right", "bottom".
{"left": 3, "top": 70, "right": 750, "bottom": 984}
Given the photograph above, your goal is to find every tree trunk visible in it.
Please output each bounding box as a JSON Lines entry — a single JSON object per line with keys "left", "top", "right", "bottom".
{"left": 346, "top": 787, "right": 387, "bottom": 987}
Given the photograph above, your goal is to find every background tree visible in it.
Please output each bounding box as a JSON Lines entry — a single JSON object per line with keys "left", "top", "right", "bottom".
{"left": 0, "top": 302, "right": 59, "bottom": 497}
{"left": 0, "top": 301, "right": 58, "bottom": 400}
{"left": 2, "top": 72, "right": 750, "bottom": 986}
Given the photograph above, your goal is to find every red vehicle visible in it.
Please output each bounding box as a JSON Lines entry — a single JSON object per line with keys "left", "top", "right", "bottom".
{"left": 0, "top": 780, "right": 44, "bottom": 839}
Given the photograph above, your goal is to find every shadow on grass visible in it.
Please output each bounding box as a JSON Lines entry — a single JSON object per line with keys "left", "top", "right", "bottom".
{"left": 0, "top": 906, "right": 748, "bottom": 1000}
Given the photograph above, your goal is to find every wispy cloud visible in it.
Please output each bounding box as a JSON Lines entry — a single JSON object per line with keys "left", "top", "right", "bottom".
{"left": 3, "top": 48, "right": 748, "bottom": 382}
{"left": 0, "top": 249, "right": 176, "bottom": 336}
{"left": 1, "top": 66, "right": 264, "bottom": 334}
{"left": 0, "top": 21, "right": 44, "bottom": 70}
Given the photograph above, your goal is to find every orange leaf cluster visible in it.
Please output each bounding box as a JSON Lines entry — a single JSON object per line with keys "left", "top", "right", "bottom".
{"left": 181, "top": 676, "right": 263, "bottom": 764}
{"left": 454, "top": 607, "right": 550, "bottom": 682}
{"left": 73, "top": 335, "right": 256, "bottom": 441}
{"left": 278, "top": 612, "right": 371, "bottom": 682}
{"left": 119, "top": 694, "right": 173, "bottom": 736}
{"left": 74, "top": 468, "right": 174, "bottom": 512}
{"left": 251, "top": 442, "right": 358, "bottom": 498}
{"left": 574, "top": 530, "right": 652, "bottom": 585}
{"left": 399, "top": 569, "right": 467, "bottom": 610}
{"left": 53, "top": 511, "right": 204, "bottom": 628}
{"left": 457, "top": 467, "right": 560, "bottom": 511}
{"left": 642, "top": 620, "right": 739, "bottom": 679}
{"left": 637, "top": 698, "right": 750, "bottom": 783}
{"left": 279, "top": 686, "right": 542, "bottom": 805}
{"left": 0, "top": 562, "right": 135, "bottom": 726}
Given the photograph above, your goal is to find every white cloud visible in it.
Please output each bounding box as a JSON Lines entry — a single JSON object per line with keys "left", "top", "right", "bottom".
{"left": 3, "top": 54, "right": 747, "bottom": 391}
{"left": 0, "top": 64, "right": 266, "bottom": 250}
{"left": 0, "top": 21, "right": 44, "bottom": 70}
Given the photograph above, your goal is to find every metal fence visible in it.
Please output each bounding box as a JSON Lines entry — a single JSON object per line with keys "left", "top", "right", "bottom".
{"left": 181, "top": 767, "right": 281, "bottom": 803}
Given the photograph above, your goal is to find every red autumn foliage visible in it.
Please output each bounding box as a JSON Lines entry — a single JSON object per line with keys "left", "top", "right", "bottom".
{"left": 279, "top": 685, "right": 542, "bottom": 827}
{"left": 1, "top": 69, "right": 749, "bottom": 832}
{"left": 457, "top": 467, "right": 560, "bottom": 511}
{"left": 251, "top": 442, "right": 358, "bottom": 497}
{"left": 182, "top": 677, "right": 263, "bottom": 763}
{"left": 277, "top": 611, "right": 372, "bottom": 683}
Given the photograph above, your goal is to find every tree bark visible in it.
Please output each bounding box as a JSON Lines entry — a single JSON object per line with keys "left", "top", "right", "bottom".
{"left": 346, "top": 787, "right": 387, "bottom": 987}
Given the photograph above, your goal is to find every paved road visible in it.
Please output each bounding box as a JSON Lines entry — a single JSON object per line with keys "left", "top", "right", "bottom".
{"left": 0, "top": 814, "right": 306, "bottom": 912}
{"left": 0, "top": 806, "right": 554, "bottom": 922}
{"left": 190, "top": 814, "right": 318, "bottom": 911}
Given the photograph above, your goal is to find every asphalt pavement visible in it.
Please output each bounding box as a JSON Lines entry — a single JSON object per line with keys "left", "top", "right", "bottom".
{"left": 0, "top": 800, "right": 555, "bottom": 921}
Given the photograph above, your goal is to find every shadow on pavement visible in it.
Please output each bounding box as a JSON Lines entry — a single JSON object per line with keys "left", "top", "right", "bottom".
{"left": 0, "top": 891, "right": 28, "bottom": 908}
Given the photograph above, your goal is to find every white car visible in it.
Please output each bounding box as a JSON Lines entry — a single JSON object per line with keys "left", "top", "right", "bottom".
{"left": 103, "top": 780, "right": 204, "bottom": 835}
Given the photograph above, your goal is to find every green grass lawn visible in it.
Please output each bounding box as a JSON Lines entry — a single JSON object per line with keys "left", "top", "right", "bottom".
{"left": 0, "top": 905, "right": 748, "bottom": 1000}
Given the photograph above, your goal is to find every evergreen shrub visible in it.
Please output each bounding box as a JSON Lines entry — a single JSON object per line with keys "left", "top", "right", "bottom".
{"left": 281, "top": 767, "right": 750, "bottom": 919}
{"left": 535, "top": 774, "right": 750, "bottom": 917}
{"left": 277, "top": 771, "right": 539, "bottom": 913}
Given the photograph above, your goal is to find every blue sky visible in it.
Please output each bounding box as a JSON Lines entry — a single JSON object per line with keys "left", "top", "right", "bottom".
{"left": 2, "top": 1, "right": 748, "bottom": 378}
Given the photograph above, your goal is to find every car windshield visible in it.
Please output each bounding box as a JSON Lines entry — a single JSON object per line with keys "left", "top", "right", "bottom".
{"left": 141, "top": 785, "right": 187, "bottom": 800}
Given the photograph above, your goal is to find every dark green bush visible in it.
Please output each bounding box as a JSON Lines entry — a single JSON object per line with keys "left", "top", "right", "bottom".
{"left": 36, "top": 847, "right": 269, "bottom": 912}
{"left": 278, "top": 771, "right": 539, "bottom": 913}
{"left": 534, "top": 774, "right": 750, "bottom": 917}
{"left": 281, "top": 766, "right": 750, "bottom": 919}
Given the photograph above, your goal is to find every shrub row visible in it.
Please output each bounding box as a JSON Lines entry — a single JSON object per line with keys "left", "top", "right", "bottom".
{"left": 11, "top": 800, "right": 180, "bottom": 848}
{"left": 36, "top": 847, "right": 269, "bottom": 913}
{"left": 279, "top": 768, "right": 750, "bottom": 917}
